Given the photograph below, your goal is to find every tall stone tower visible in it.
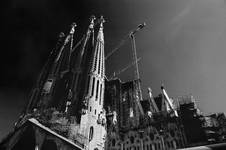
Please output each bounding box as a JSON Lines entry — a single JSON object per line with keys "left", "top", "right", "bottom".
{"left": 79, "top": 16, "right": 106, "bottom": 150}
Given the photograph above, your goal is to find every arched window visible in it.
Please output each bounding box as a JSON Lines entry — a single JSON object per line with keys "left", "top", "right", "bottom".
{"left": 158, "top": 143, "right": 161, "bottom": 149}
{"left": 99, "top": 84, "right": 102, "bottom": 105}
{"left": 150, "top": 144, "right": 153, "bottom": 150}
{"left": 96, "top": 80, "right": 99, "bottom": 99}
{"left": 130, "top": 136, "right": 134, "bottom": 143}
{"left": 175, "top": 140, "right": 179, "bottom": 147}
{"left": 146, "top": 144, "right": 149, "bottom": 150}
{"left": 170, "top": 130, "right": 175, "bottom": 137}
{"left": 98, "top": 47, "right": 101, "bottom": 74}
{"left": 171, "top": 141, "right": 174, "bottom": 148}
{"left": 112, "top": 139, "right": 116, "bottom": 146}
{"left": 91, "top": 78, "right": 95, "bottom": 96}
{"left": 94, "top": 46, "right": 99, "bottom": 71}
{"left": 89, "top": 126, "right": 94, "bottom": 141}
{"left": 149, "top": 133, "right": 154, "bottom": 140}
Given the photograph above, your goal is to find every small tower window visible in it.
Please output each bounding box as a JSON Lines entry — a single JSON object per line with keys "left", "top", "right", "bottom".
{"left": 130, "top": 136, "right": 134, "bottom": 143}
{"left": 99, "top": 84, "right": 102, "bottom": 105}
{"left": 91, "top": 77, "right": 95, "bottom": 96}
{"left": 102, "top": 55, "right": 104, "bottom": 77}
{"left": 98, "top": 47, "right": 102, "bottom": 74}
{"left": 96, "top": 80, "right": 99, "bottom": 100}
{"left": 86, "top": 76, "right": 90, "bottom": 94}
{"left": 89, "top": 126, "right": 94, "bottom": 142}
{"left": 90, "top": 106, "right": 92, "bottom": 112}
{"left": 95, "top": 109, "right": 96, "bottom": 114}
{"left": 112, "top": 139, "right": 116, "bottom": 146}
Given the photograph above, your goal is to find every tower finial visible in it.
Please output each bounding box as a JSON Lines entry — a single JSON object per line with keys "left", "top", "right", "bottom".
{"left": 70, "top": 22, "right": 77, "bottom": 34}
{"left": 100, "top": 16, "right": 105, "bottom": 28}
{"left": 148, "top": 87, "right": 152, "bottom": 93}
{"left": 161, "top": 83, "right": 164, "bottom": 90}
{"left": 89, "top": 15, "right": 96, "bottom": 29}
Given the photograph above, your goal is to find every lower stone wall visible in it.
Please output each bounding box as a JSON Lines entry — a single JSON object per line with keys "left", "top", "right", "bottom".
{"left": 106, "top": 125, "right": 184, "bottom": 150}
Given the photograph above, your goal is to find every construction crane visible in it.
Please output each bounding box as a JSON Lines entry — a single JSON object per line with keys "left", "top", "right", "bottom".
{"left": 147, "top": 87, "right": 159, "bottom": 113}
{"left": 161, "top": 85, "right": 178, "bottom": 117}
{"left": 129, "top": 23, "right": 146, "bottom": 115}
{"left": 105, "top": 23, "right": 146, "bottom": 115}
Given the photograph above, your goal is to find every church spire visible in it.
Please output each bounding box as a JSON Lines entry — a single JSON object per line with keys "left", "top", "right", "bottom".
{"left": 79, "top": 16, "right": 106, "bottom": 150}
{"left": 90, "top": 16, "right": 105, "bottom": 77}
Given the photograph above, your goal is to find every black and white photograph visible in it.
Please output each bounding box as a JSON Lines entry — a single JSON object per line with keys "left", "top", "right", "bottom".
{"left": 1, "top": 0, "right": 226, "bottom": 149}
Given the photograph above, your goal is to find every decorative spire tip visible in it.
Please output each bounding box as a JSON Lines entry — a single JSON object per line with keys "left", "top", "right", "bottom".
{"left": 148, "top": 87, "right": 152, "bottom": 92}
{"left": 70, "top": 22, "right": 77, "bottom": 34}
{"left": 90, "top": 15, "right": 96, "bottom": 20}
{"left": 59, "top": 32, "right": 65, "bottom": 38}
{"left": 89, "top": 15, "right": 96, "bottom": 29}
{"left": 100, "top": 16, "right": 105, "bottom": 28}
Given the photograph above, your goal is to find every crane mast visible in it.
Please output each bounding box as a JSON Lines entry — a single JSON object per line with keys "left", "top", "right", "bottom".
{"left": 105, "top": 22, "right": 146, "bottom": 116}
{"left": 129, "top": 23, "right": 146, "bottom": 115}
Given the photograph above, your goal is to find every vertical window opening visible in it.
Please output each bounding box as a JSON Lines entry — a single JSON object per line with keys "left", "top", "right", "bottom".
{"left": 98, "top": 47, "right": 102, "bottom": 74}
{"left": 112, "top": 139, "right": 116, "bottom": 146}
{"left": 89, "top": 126, "right": 94, "bottom": 141}
{"left": 101, "top": 48, "right": 104, "bottom": 77}
{"left": 91, "top": 77, "right": 95, "bottom": 96}
{"left": 99, "top": 84, "right": 102, "bottom": 105}
{"left": 96, "top": 80, "right": 99, "bottom": 100}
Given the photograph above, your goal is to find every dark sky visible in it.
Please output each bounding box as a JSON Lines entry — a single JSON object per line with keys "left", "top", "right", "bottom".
{"left": 1, "top": 0, "right": 225, "bottom": 139}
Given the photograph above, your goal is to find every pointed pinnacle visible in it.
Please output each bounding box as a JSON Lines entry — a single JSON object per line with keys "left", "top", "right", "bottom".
{"left": 90, "top": 15, "right": 96, "bottom": 21}
{"left": 71, "top": 22, "right": 77, "bottom": 28}
{"left": 147, "top": 87, "right": 152, "bottom": 93}
{"left": 89, "top": 15, "right": 96, "bottom": 29}
{"left": 70, "top": 22, "right": 77, "bottom": 34}
{"left": 161, "top": 83, "right": 164, "bottom": 90}
{"left": 58, "top": 32, "right": 65, "bottom": 38}
{"left": 100, "top": 16, "right": 105, "bottom": 28}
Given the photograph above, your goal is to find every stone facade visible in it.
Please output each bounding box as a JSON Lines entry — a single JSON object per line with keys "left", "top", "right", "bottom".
{"left": 104, "top": 79, "right": 186, "bottom": 150}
